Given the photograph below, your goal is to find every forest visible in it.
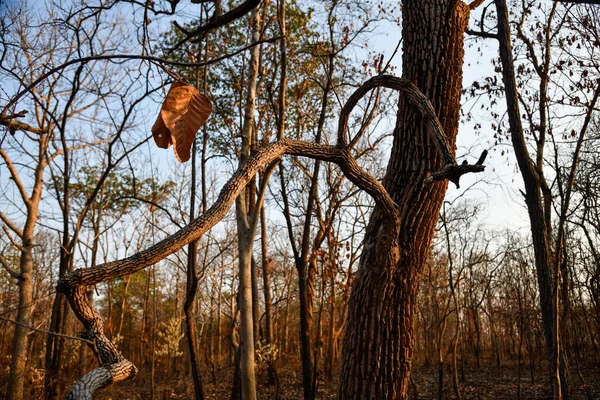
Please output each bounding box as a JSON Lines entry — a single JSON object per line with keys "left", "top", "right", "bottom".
{"left": 0, "top": 0, "right": 599, "bottom": 399}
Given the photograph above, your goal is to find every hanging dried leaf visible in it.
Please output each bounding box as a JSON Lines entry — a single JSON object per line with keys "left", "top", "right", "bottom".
{"left": 151, "top": 114, "right": 173, "bottom": 149}
{"left": 151, "top": 82, "right": 212, "bottom": 162}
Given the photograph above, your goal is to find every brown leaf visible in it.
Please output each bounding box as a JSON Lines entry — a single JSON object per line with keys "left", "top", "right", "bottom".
{"left": 152, "top": 82, "right": 212, "bottom": 162}
{"left": 151, "top": 114, "right": 173, "bottom": 149}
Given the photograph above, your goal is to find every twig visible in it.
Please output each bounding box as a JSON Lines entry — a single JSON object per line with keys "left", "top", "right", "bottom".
{"left": 1, "top": 37, "right": 283, "bottom": 116}
{"left": 0, "top": 315, "right": 95, "bottom": 346}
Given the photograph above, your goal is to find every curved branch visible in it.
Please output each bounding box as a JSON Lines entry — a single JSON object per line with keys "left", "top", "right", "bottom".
{"left": 336, "top": 75, "right": 455, "bottom": 165}
{"left": 58, "top": 140, "right": 398, "bottom": 290}
{"left": 337, "top": 75, "right": 487, "bottom": 188}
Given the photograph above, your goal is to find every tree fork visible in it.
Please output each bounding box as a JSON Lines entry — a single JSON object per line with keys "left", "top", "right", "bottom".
{"left": 338, "top": 1, "right": 471, "bottom": 398}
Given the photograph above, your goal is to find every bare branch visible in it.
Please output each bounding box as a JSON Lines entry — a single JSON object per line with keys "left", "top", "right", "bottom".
{"left": 337, "top": 75, "right": 455, "bottom": 165}
{"left": 2, "top": 226, "right": 26, "bottom": 253}
{"left": 466, "top": 28, "right": 498, "bottom": 39}
{"left": 115, "top": 195, "right": 183, "bottom": 229}
{"left": 0, "top": 147, "right": 32, "bottom": 207}
{"left": 169, "top": 0, "right": 262, "bottom": 51}
{"left": 426, "top": 155, "right": 487, "bottom": 188}
{"left": 47, "top": 137, "right": 112, "bottom": 163}
{"left": 0, "top": 111, "right": 47, "bottom": 135}
{"left": 0, "top": 315, "right": 94, "bottom": 345}
{"left": 0, "top": 211, "right": 24, "bottom": 238}
{"left": 0, "top": 254, "right": 20, "bottom": 280}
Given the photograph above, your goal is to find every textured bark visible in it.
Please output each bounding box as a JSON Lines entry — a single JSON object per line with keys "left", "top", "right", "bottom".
{"left": 63, "top": 285, "right": 139, "bottom": 399}
{"left": 338, "top": 2, "right": 470, "bottom": 399}
{"left": 66, "top": 359, "right": 136, "bottom": 400}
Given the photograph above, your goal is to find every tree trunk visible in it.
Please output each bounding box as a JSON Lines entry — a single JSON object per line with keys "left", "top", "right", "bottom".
{"left": 235, "top": 233, "right": 257, "bottom": 400}
{"left": 217, "top": 266, "right": 224, "bottom": 368}
{"left": 338, "top": 1, "right": 469, "bottom": 398}
{"left": 185, "top": 137, "right": 205, "bottom": 399}
{"left": 251, "top": 256, "right": 260, "bottom": 347}
{"left": 46, "top": 120, "right": 74, "bottom": 400}
{"left": 7, "top": 246, "right": 34, "bottom": 400}
{"left": 6, "top": 138, "right": 45, "bottom": 400}
{"left": 324, "top": 269, "right": 336, "bottom": 379}
{"left": 494, "top": 0, "right": 561, "bottom": 397}
{"left": 261, "top": 209, "right": 274, "bottom": 345}
{"left": 233, "top": 8, "right": 261, "bottom": 399}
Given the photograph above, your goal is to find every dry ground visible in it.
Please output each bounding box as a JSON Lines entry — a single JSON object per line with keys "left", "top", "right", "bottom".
{"left": 90, "top": 359, "right": 600, "bottom": 400}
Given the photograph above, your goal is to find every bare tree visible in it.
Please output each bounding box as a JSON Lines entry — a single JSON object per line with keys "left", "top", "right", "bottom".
{"left": 491, "top": 1, "right": 600, "bottom": 397}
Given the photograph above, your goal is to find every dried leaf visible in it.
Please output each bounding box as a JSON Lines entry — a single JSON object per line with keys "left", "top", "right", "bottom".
{"left": 151, "top": 82, "right": 212, "bottom": 162}
{"left": 151, "top": 114, "right": 173, "bottom": 149}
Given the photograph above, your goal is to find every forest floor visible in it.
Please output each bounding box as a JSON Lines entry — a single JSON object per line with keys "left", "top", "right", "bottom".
{"left": 93, "top": 358, "right": 600, "bottom": 400}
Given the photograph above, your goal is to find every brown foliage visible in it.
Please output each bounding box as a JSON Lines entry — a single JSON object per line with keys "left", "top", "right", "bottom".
{"left": 152, "top": 82, "right": 212, "bottom": 162}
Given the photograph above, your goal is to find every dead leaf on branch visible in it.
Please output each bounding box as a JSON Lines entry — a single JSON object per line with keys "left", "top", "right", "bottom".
{"left": 152, "top": 82, "right": 212, "bottom": 162}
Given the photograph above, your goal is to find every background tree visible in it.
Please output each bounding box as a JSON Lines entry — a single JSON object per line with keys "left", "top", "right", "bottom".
{"left": 466, "top": 0, "right": 600, "bottom": 397}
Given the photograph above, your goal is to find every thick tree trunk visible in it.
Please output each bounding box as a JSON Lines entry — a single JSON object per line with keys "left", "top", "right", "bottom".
{"left": 338, "top": 1, "right": 469, "bottom": 399}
